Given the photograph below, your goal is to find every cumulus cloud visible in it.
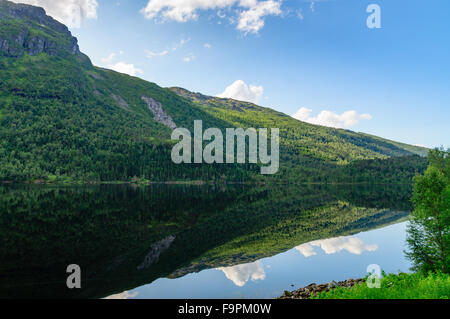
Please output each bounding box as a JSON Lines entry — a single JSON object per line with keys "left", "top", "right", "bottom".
{"left": 11, "top": 0, "right": 98, "bottom": 28}
{"left": 99, "top": 52, "right": 143, "bottom": 77}
{"left": 237, "top": 0, "right": 281, "bottom": 34}
{"left": 292, "top": 107, "right": 372, "bottom": 129}
{"left": 217, "top": 80, "right": 264, "bottom": 104}
{"left": 101, "top": 52, "right": 121, "bottom": 64}
{"left": 140, "top": 0, "right": 282, "bottom": 34}
{"left": 141, "top": 0, "right": 235, "bottom": 22}
{"left": 296, "top": 236, "right": 378, "bottom": 257}
{"left": 109, "top": 62, "right": 143, "bottom": 76}
{"left": 218, "top": 261, "right": 266, "bottom": 287}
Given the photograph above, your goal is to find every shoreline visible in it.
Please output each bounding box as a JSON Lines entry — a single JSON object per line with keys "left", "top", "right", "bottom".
{"left": 279, "top": 278, "right": 366, "bottom": 299}
{"left": 0, "top": 180, "right": 415, "bottom": 186}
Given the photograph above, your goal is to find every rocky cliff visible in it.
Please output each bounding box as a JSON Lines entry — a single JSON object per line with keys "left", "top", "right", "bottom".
{"left": 0, "top": 0, "right": 85, "bottom": 59}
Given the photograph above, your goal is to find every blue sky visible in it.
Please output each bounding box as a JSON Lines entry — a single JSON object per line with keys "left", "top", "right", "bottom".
{"left": 18, "top": 0, "right": 449, "bottom": 148}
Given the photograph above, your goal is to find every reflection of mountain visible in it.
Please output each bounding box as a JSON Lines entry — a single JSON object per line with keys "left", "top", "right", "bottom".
{"left": 0, "top": 183, "right": 411, "bottom": 299}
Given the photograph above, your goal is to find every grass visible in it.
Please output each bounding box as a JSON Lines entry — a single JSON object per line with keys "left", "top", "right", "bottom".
{"left": 314, "top": 272, "right": 450, "bottom": 299}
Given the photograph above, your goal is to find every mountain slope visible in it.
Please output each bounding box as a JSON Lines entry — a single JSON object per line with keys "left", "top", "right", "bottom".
{"left": 169, "top": 87, "right": 428, "bottom": 160}
{"left": 0, "top": 0, "right": 427, "bottom": 183}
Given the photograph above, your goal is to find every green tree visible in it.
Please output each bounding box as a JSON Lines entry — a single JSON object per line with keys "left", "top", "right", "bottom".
{"left": 406, "top": 148, "right": 450, "bottom": 273}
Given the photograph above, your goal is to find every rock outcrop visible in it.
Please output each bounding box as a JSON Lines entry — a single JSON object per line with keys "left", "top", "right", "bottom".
{"left": 280, "top": 278, "right": 365, "bottom": 299}
{"left": 137, "top": 236, "right": 176, "bottom": 270}
{"left": 111, "top": 93, "right": 130, "bottom": 111}
{"left": 142, "top": 95, "right": 177, "bottom": 129}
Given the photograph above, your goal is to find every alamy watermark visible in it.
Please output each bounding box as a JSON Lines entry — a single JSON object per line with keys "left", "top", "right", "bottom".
{"left": 367, "top": 4, "right": 381, "bottom": 29}
{"left": 66, "top": 264, "right": 81, "bottom": 289}
{"left": 366, "top": 264, "right": 382, "bottom": 288}
{"left": 171, "top": 120, "right": 280, "bottom": 175}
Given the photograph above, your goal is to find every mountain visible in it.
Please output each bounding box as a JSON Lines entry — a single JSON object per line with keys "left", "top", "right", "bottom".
{"left": 0, "top": 0, "right": 428, "bottom": 183}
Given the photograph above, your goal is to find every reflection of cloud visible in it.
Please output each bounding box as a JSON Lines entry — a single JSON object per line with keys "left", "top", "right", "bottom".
{"left": 218, "top": 261, "right": 266, "bottom": 287}
{"left": 103, "top": 291, "right": 138, "bottom": 299}
{"left": 296, "top": 236, "right": 378, "bottom": 257}
{"left": 296, "top": 242, "right": 317, "bottom": 257}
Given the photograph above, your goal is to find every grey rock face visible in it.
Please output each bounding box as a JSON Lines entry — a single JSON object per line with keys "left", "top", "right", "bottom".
{"left": 111, "top": 93, "right": 130, "bottom": 111}
{"left": 142, "top": 95, "right": 177, "bottom": 129}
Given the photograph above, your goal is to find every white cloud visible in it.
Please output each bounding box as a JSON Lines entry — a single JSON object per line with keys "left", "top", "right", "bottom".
{"left": 204, "top": 43, "right": 212, "bottom": 49}
{"left": 296, "top": 236, "right": 378, "bottom": 257}
{"left": 140, "top": 0, "right": 282, "bottom": 34}
{"left": 101, "top": 53, "right": 117, "bottom": 64}
{"left": 217, "top": 80, "right": 264, "bottom": 104}
{"left": 103, "top": 291, "right": 138, "bottom": 299}
{"left": 141, "top": 0, "right": 234, "bottom": 22}
{"left": 11, "top": 0, "right": 98, "bottom": 28}
{"left": 146, "top": 50, "right": 169, "bottom": 58}
{"left": 144, "top": 38, "right": 190, "bottom": 61}
{"left": 182, "top": 54, "right": 196, "bottom": 63}
{"left": 292, "top": 107, "right": 373, "bottom": 129}
{"left": 237, "top": 0, "right": 281, "bottom": 34}
{"left": 99, "top": 52, "right": 142, "bottom": 77}
{"left": 173, "top": 38, "right": 191, "bottom": 51}
{"left": 108, "top": 62, "right": 143, "bottom": 76}
{"left": 218, "top": 261, "right": 266, "bottom": 287}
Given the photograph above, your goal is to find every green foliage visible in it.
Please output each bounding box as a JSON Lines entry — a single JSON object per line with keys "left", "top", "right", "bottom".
{"left": 406, "top": 148, "right": 450, "bottom": 273}
{"left": 314, "top": 272, "right": 450, "bottom": 299}
{"left": 172, "top": 87, "right": 429, "bottom": 162}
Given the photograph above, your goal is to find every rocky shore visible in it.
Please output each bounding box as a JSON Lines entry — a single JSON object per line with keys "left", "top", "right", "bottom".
{"left": 280, "top": 278, "right": 366, "bottom": 299}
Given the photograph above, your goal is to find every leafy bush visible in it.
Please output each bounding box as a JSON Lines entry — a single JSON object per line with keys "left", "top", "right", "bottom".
{"left": 314, "top": 272, "right": 450, "bottom": 299}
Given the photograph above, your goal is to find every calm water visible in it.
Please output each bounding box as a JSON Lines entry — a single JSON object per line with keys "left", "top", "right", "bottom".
{"left": 127, "top": 222, "right": 411, "bottom": 299}
{"left": 0, "top": 184, "right": 413, "bottom": 299}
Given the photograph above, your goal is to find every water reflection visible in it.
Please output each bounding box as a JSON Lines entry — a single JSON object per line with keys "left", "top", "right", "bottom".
{"left": 0, "top": 183, "right": 412, "bottom": 299}
{"left": 218, "top": 261, "right": 266, "bottom": 287}
{"left": 295, "top": 236, "right": 378, "bottom": 257}
{"left": 128, "top": 222, "right": 410, "bottom": 299}
{"left": 103, "top": 291, "right": 138, "bottom": 299}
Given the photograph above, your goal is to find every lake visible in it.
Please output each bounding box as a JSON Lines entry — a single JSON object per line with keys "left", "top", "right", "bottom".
{"left": 0, "top": 183, "right": 413, "bottom": 299}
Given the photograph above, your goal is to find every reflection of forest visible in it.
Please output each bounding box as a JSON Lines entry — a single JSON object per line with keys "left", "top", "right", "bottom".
{"left": 0, "top": 183, "right": 411, "bottom": 299}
